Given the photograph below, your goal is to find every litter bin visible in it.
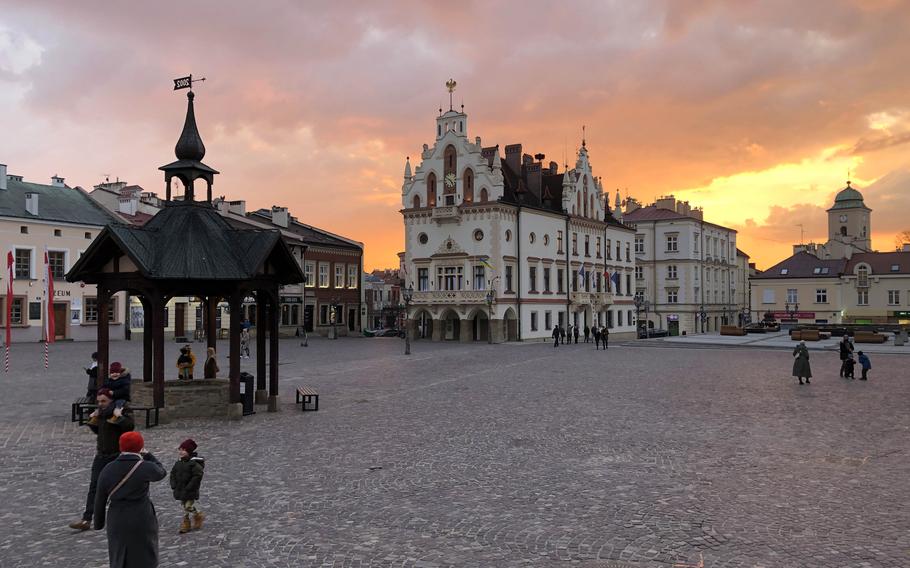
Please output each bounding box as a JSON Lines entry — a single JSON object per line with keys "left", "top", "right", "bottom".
{"left": 239, "top": 372, "right": 255, "bottom": 416}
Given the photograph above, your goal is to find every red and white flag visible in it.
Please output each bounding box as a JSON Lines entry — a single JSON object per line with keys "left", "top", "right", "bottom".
{"left": 4, "top": 250, "right": 12, "bottom": 372}
{"left": 43, "top": 247, "right": 55, "bottom": 344}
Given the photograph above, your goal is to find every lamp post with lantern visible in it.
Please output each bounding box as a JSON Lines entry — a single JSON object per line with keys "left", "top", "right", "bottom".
{"left": 402, "top": 284, "right": 413, "bottom": 355}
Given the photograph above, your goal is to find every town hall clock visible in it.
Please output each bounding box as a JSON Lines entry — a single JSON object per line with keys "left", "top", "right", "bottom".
{"left": 444, "top": 172, "right": 457, "bottom": 189}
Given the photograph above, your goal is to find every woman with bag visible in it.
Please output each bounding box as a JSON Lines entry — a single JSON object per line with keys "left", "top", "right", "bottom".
{"left": 94, "top": 431, "right": 167, "bottom": 568}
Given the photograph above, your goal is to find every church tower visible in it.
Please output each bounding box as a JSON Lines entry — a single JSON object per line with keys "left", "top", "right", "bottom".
{"left": 824, "top": 180, "right": 872, "bottom": 258}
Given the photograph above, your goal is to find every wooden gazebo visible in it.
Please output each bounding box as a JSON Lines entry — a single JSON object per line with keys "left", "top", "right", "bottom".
{"left": 67, "top": 91, "right": 304, "bottom": 413}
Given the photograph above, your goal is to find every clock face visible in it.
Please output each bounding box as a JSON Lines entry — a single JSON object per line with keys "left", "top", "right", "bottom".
{"left": 444, "top": 173, "right": 457, "bottom": 188}
{"left": 839, "top": 214, "right": 848, "bottom": 222}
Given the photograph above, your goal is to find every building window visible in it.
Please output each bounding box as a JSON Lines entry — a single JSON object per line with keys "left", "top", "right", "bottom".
{"left": 616, "top": 243, "right": 621, "bottom": 260}
{"left": 84, "top": 297, "right": 117, "bottom": 323}
{"left": 437, "top": 266, "right": 463, "bottom": 291}
{"left": 347, "top": 264, "right": 358, "bottom": 288}
{"left": 557, "top": 268, "right": 564, "bottom": 294}
{"left": 473, "top": 266, "right": 485, "bottom": 290}
{"left": 857, "top": 289, "right": 868, "bottom": 305}
{"left": 888, "top": 290, "right": 900, "bottom": 305}
{"left": 543, "top": 268, "right": 551, "bottom": 293}
{"left": 418, "top": 268, "right": 429, "bottom": 291}
{"left": 667, "top": 289, "right": 678, "bottom": 304}
{"left": 857, "top": 266, "right": 869, "bottom": 287}
{"left": 53, "top": 229, "right": 62, "bottom": 237}
{"left": 530, "top": 311, "right": 538, "bottom": 331}
{"left": 557, "top": 231, "right": 564, "bottom": 254}
{"left": 584, "top": 235, "right": 590, "bottom": 257}
{"left": 786, "top": 289, "right": 798, "bottom": 304}
{"left": 634, "top": 236, "right": 644, "bottom": 254}
{"left": 529, "top": 232, "right": 536, "bottom": 244}
{"left": 20, "top": 226, "right": 28, "bottom": 234}
{"left": 319, "top": 304, "right": 329, "bottom": 325}
{"left": 47, "top": 251, "right": 66, "bottom": 279}
{"left": 572, "top": 233, "right": 578, "bottom": 255}
{"left": 635, "top": 266, "right": 643, "bottom": 280}
{"left": 606, "top": 239, "right": 612, "bottom": 260}
{"left": 505, "top": 230, "right": 512, "bottom": 242}
{"left": 626, "top": 274, "right": 631, "bottom": 295}
{"left": 14, "top": 249, "right": 32, "bottom": 279}
{"left": 418, "top": 232, "right": 428, "bottom": 245}
{"left": 816, "top": 289, "right": 828, "bottom": 303}
{"left": 572, "top": 270, "right": 578, "bottom": 292}
{"left": 618, "top": 310, "right": 624, "bottom": 326}
{"left": 596, "top": 237, "right": 601, "bottom": 258}
{"left": 84, "top": 232, "right": 92, "bottom": 239}
{"left": 334, "top": 264, "right": 344, "bottom": 288}
{"left": 545, "top": 311, "right": 552, "bottom": 330}
{"left": 666, "top": 235, "right": 678, "bottom": 252}
{"left": 667, "top": 265, "right": 678, "bottom": 280}
{"left": 505, "top": 266, "right": 514, "bottom": 293}
{"left": 304, "top": 261, "right": 315, "bottom": 287}
{"left": 529, "top": 266, "right": 537, "bottom": 292}
{"left": 0, "top": 296, "right": 25, "bottom": 325}
{"left": 625, "top": 243, "right": 630, "bottom": 261}
{"left": 318, "top": 263, "right": 329, "bottom": 287}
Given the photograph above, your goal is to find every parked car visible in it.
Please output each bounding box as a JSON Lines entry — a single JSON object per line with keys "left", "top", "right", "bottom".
{"left": 371, "top": 328, "right": 402, "bottom": 337}
{"left": 638, "top": 328, "right": 668, "bottom": 339}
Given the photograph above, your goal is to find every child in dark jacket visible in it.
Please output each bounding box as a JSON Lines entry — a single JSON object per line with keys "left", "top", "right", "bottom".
{"left": 170, "top": 438, "right": 205, "bottom": 533}
{"left": 843, "top": 355, "right": 856, "bottom": 379}
{"left": 857, "top": 351, "right": 872, "bottom": 381}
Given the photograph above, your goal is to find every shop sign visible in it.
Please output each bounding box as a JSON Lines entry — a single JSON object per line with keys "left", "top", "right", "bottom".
{"left": 280, "top": 296, "right": 302, "bottom": 304}
{"left": 772, "top": 311, "right": 815, "bottom": 319}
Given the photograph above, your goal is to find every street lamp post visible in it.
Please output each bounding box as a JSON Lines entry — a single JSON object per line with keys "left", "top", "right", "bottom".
{"left": 633, "top": 296, "right": 650, "bottom": 339}
{"left": 402, "top": 284, "right": 413, "bottom": 355}
{"left": 740, "top": 306, "right": 750, "bottom": 327}
{"left": 485, "top": 288, "right": 495, "bottom": 344}
{"left": 330, "top": 297, "right": 339, "bottom": 340}
{"left": 696, "top": 305, "right": 708, "bottom": 333}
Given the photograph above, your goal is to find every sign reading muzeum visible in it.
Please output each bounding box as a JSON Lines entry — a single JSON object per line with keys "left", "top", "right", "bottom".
{"left": 400, "top": 82, "right": 636, "bottom": 342}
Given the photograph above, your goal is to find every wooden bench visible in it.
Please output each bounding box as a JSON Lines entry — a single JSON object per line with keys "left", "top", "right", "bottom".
{"left": 720, "top": 325, "right": 746, "bottom": 336}
{"left": 295, "top": 386, "right": 319, "bottom": 411}
{"left": 72, "top": 396, "right": 93, "bottom": 422}
{"left": 77, "top": 404, "right": 161, "bottom": 428}
{"left": 854, "top": 331, "right": 887, "bottom": 344}
{"left": 791, "top": 329, "right": 820, "bottom": 341}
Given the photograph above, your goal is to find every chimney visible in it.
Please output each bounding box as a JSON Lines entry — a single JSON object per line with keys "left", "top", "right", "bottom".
{"left": 689, "top": 207, "right": 703, "bottom": 220}
{"left": 25, "top": 192, "right": 39, "bottom": 216}
{"left": 524, "top": 162, "right": 542, "bottom": 201}
{"left": 228, "top": 200, "right": 246, "bottom": 215}
{"left": 655, "top": 195, "right": 676, "bottom": 211}
{"left": 271, "top": 206, "right": 289, "bottom": 228}
{"left": 504, "top": 144, "right": 522, "bottom": 175}
{"left": 0, "top": 164, "right": 6, "bottom": 190}
{"left": 625, "top": 197, "right": 641, "bottom": 213}
{"left": 51, "top": 175, "right": 65, "bottom": 187}
{"left": 118, "top": 193, "right": 139, "bottom": 216}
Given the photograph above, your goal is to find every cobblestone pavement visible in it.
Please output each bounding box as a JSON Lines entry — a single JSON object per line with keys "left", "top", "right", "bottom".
{"left": 1, "top": 337, "right": 908, "bottom": 567}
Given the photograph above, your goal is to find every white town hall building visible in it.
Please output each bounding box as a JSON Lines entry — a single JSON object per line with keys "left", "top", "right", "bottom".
{"left": 400, "top": 85, "right": 636, "bottom": 343}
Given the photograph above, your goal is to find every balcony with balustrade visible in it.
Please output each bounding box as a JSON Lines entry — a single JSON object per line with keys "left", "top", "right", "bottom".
{"left": 412, "top": 290, "right": 487, "bottom": 305}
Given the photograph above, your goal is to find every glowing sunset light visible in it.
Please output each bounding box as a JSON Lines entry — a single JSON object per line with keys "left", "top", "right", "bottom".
{"left": 1, "top": 2, "right": 908, "bottom": 271}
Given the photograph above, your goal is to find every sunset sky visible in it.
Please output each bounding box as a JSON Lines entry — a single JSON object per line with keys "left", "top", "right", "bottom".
{"left": 2, "top": 1, "right": 909, "bottom": 270}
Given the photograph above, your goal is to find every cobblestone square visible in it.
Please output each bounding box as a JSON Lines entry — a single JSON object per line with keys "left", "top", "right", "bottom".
{"left": 1, "top": 337, "right": 907, "bottom": 567}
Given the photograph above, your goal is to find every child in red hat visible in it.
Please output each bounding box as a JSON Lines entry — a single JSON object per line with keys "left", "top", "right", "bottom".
{"left": 169, "top": 438, "right": 205, "bottom": 533}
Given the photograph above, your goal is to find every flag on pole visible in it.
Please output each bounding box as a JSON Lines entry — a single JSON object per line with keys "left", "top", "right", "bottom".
{"left": 611, "top": 272, "right": 621, "bottom": 292}
{"left": 4, "top": 250, "right": 12, "bottom": 373}
{"left": 577, "top": 265, "right": 585, "bottom": 277}
{"left": 479, "top": 256, "right": 496, "bottom": 271}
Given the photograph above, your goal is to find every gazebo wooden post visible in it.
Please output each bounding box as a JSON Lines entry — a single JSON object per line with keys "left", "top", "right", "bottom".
{"left": 256, "top": 295, "right": 267, "bottom": 395}
{"left": 96, "top": 286, "right": 111, "bottom": 389}
{"left": 229, "top": 293, "right": 242, "bottom": 404}
{"left": 151, "top": 294, "right": 166, "bottom": 409}
{"left": 268, "top": 287, "right": 280, "bottom": 412}
{"left": 142, "top": 296, "right": 153, "bottom": 382}
{"left": 206, "top": 296, "right": 218, "bottom": 352}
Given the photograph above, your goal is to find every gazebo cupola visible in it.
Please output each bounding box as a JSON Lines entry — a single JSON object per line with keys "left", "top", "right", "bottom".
{"left": 159, "top": 91, "right": 220, "bottom": 203}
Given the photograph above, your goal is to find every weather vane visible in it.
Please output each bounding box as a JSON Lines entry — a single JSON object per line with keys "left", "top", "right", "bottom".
{"left": 173, "top": 74, "right": 206, "bottom": 91}
{"left": 445, "top": 78, "right": 456, "bottom": 111}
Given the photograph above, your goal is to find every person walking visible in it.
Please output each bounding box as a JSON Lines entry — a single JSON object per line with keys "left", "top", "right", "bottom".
{"left": 858, "top": 351, "right": 872, "bottom": 380}
{"left": 69, "top": 388, "right": 135, "bottom": 531}
{"left": 593, "top": 326, "right": 601, "bottom": 350}
{"left": 583, "top": 325, "right": 590, "bottom": 344}
{"left": 93, "top": 431, "right": 167, "bottom": 568}
{"left": 240, "top": 327, "right": 251, "bottom": 359}
{"left": 552, "top": 324, "right": 560, "bottom": 348}
{"left": 573, "top": 325, "right": 579, "bottom": 344}
{"left": 602, "top": 326, "right": 609, "bottom": 349}
{"left": 84, "top": 352, "right": 99, "bottom": 401}
{"left": 838, "top": 336, "right": 854, "bottom": 377}
{"left": 203, "top": 347, "right": 219, "bottom": 379}
{"left": 560, "top": 325, "right": 566, "bottom": 345}
{"left": 792, "top": 340, "right": 812, "bottom": 385}
{"left": 170, "top": 438, "right": 206, "bottom": 534}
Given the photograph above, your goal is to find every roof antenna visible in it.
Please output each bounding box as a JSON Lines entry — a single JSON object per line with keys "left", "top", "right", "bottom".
{"left": 797, "top": 223, "right": 805, "bottom": 244}
{"left": 846, "top": 167, "right": 852, "bottom": 187}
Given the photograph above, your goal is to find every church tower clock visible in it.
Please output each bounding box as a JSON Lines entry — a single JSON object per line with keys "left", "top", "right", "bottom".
{"left": 825, "top": 180, "right": 872, "bottom": 258}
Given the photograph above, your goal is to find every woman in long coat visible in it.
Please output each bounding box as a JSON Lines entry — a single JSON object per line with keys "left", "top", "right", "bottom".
{"left": 792, "top": 340, "right": 812, "bottom": 385}
{"left": 94, "top": 431, "right": 167, "bottom": 568}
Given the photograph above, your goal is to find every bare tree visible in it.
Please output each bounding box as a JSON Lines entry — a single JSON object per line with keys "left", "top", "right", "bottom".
{"left": 896, "top": 230, "right": 910, "bottom": 251}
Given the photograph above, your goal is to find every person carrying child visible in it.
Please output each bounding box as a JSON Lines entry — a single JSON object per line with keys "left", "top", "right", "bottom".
{"left": 90, "top": 362, "right": 132, "bottom": 424}
{"left": 176, "top": 345, "right": 196, "bottom": 380}
{"left": 170, "top": 438, "right": 206, "bottom": 533}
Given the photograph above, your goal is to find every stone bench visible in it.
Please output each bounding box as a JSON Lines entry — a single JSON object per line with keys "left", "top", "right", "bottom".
{"left": 854, "top": 331, "right": 887, "bottom": 344}
{"left": 720, "top": 325, "right": 746, "bottom": 336}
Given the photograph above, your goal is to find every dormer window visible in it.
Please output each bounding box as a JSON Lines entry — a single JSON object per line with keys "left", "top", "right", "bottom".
{"left": 891, "top": 264, "right": 900, "bottom": 272}
{"left": 821, "top": 267, "right": 829, "bottom": 274}
{"left": 813, "top": 267, "right": 821, "bottom": 274}
{"left": 857, "top": 266, "right": 869, "bottom": 287}
{"left": 780, "top": 268, "right": 789, "bottom": 275}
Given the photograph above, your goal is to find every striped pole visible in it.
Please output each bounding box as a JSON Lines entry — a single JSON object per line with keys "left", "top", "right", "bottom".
{"left": 3, "top": 346, "right": 8, "bottom": 373}
{"left": 44, "top": 340, "right": 48, "bottom": 370}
